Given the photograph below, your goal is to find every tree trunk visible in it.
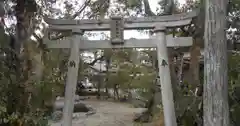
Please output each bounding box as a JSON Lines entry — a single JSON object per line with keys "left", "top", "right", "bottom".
{"left": 6, "top": 0, "right": 26, "bottom": 115}
{"left": 189, "top": 38, "right": 201, "bottom": 88}
{"left": 177, "top": 53, "right": 184, "bottom": 86}
{"left": 105, "top": 59, "right": 110, "bottom": 98}
{"left": 203, "top": 0, "right": 229, "bottom": 125}
{"left": 168, "top": 48, "right": 178, "bottom": 97}
{"left": 97, "top": 76, "right": 101, "bottom": 99}
{"left": 113, "top": 84, "right": 119, "bottom": 100}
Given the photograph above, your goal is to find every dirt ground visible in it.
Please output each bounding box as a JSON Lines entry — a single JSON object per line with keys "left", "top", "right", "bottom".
{"left": 49, "top": 99, "right": 152, "bottom": 126}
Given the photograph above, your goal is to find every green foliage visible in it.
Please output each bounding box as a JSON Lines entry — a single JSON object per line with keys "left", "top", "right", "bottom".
{"left": 229, "top": 0, "right": 240, "bottom": 12}
{"left": 228, "top": 53, "right": 240, "bottom": 125}
{"left": 0, "top": 0, "right": 239, "bottom": 125}
{"left": 107, "top": 49, "right": 155, "bottom": 89}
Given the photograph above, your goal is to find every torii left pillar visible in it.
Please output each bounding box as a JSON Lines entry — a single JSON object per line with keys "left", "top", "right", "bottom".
{"left": 62, "top": 29, "right": 83, "bottom": 126}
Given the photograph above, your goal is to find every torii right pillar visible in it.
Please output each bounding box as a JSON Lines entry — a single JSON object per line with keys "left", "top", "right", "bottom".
{"left": 154, "top": 25, "right": 177, "bottom": 126}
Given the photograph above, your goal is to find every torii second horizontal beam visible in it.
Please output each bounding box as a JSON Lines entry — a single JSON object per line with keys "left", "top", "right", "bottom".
{"left": 44, "top": 35, "right": 192, "bottom": 49}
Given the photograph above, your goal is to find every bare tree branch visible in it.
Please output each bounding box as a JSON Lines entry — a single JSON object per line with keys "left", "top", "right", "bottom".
{"left": 88, "top": 55, "right": 105, "bottom": 66}
{"left": 143, "top": 0, "right": 156, "bottom": 16}
{"left": 32, "top": 32, "right": 41, "bottom": 42}
{"left": 50, "top": 0, "right": 91, "bottom": 40}
{"left": 72, "top": 0, "right": 91, "bottom": 19}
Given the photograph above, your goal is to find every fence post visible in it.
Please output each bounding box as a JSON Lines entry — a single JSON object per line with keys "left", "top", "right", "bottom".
{"left": 62, "top": 29, "right": 83, "bottom": 126}
{"left": 154, "top": 25, "right": 177, "bottom": 126}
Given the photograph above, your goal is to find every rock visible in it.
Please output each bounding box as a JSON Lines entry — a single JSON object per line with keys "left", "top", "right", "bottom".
{"left": 51, "top": 103, "right": 95, "bottom": 121}
{"left": 85, "top": 109, "right": 96, "bottom": 116}
{"left": 54, "top": 101, "right": 91, "bottom": 112}
{"left": 52, "top": 111, "right": 63, "bottom": 121}
{"left": 119, "top": 95, "right": 128, "bottom": 102}
{"left": 72, "top": 113, "right": 83, "bottom": 120}
{"left": 73, "top": 102, "right": 90, "bottom": 112}
{"left": 132, "top": 99, "right": 147, "bottom": 108}
{"left": 133, "top": 110, "right": 152, "bottom": 123}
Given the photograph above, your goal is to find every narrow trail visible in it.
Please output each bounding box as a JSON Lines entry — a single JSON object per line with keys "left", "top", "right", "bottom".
{"left": 49, "top": 100, "right": 148, "bottom": 126}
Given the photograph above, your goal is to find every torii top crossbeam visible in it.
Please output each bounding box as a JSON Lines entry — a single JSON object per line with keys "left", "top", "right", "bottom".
{"left": 44, "top": 9, "right": 199, "bottom": 31}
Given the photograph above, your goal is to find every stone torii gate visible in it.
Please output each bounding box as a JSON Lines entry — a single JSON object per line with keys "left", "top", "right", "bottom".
{"left": 44, "top": 10, "right": 198, "bottom": 126}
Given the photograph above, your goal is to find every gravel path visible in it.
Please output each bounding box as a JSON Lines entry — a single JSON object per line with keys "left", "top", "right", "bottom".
{"left": 49, "top": 100, "right": 147, "bottom": 126}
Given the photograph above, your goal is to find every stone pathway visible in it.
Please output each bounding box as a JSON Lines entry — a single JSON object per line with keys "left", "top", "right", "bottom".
{"left": 49, "top": 100, "right": 147, "bottom": 126}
